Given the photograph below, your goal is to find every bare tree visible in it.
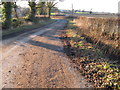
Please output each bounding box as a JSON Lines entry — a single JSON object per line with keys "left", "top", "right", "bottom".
{"left": 36, "top": 2, "right": 46, "bottom": 15}
{"left": 12, "top": 2, "right": 18, "bottom": 19}
{"left": 46, "top": 2, "right": 57, "bottom": 18}
{"left": 28, "top": 2, "right": 36, "bottom": 21}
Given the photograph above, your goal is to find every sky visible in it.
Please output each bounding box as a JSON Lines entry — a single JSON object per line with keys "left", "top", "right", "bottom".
{"left": 17, "top": 0, "right": 120, "bottom": 13}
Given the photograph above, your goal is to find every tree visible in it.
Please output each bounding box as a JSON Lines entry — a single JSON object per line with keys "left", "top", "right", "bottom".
{"left": 12, "top": 2, "right": 18, "bottom": 19}
{"left": 36, "top": 2, "right": 46, "bottom": 15}
{"left": 82, "top": 10, "right": 85, "bottom": 12}
{"left": 46, "top": 2, "right": 57, "bottom": 18}
{"left": 2, "top": 2, "right": 12, "bottom": 29}
{"left": 90, "top": 11, "right": 92, "bottom": 14}
{"left": 90, "top": 9, "right": 92, "bottom": 14}
{"left": 28, "top": 2, "right": 36, "bottom": 21}
{"left": 20, "top": 7, "right": 30, "bottom": 17}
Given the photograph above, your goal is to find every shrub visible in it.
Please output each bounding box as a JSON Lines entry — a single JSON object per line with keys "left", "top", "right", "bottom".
{"left": 75, "top": 16, "right": 119, "bottom": 40}
{"left": 12, "top": 18, "right": 22, "bottom": 28}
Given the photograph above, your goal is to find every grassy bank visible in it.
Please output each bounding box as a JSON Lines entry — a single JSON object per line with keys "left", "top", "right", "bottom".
{"left": 75, "top": 16, "right": 119, "bottom": 48}
{"left": 2, "top": 18, "right": 56, "bottom": 37}
{"left": 62, "top": 19, "right": 120, "bottom": 89}
{"left": 74, "top": 16, "right": 120, "bottom": 61}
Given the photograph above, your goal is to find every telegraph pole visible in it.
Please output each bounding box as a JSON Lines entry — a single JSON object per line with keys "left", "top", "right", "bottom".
{"left": 72, "top": 4, "right": 74, "bottom": 17}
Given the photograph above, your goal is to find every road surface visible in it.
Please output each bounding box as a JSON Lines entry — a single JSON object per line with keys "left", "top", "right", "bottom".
{"left": 1, "top": 20, "right": 92, "bottom": 88}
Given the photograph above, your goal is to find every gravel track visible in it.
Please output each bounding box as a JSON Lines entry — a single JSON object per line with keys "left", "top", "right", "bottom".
{"left": 1, "top": 20, "right": 92, "bottom": 88}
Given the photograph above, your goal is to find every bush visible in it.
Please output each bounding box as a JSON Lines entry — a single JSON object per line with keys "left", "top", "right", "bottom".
{"left": 2, "top": 22, "right": 7, "bottom": 30}
{"left": 75, "top": 16, "right": 119, "bottom": 40}
{"left": 12, "top": 18, "right": 22, "bottom": 28}
{"left": 25, "top": 17, "right": 39, "bottom": 24}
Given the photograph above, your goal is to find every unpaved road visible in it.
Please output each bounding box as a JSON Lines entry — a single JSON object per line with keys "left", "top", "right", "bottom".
{"left": 1, "top": 20, "right": 92, "bottom": 88}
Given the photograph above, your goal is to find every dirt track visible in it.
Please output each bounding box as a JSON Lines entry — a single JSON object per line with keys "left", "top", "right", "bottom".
{"left": 1, "top": 20, "right": 92, "bottom": 88}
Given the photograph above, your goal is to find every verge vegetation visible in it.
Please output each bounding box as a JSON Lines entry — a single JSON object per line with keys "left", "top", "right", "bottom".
{"left": 75, "top": 16, "right": 120, "bottom": 61}
{"left": 62, "top": 17, "right": 120, "bottom": 89}
{"left": 2, "top": 17, "right": 56, "bottom": 37}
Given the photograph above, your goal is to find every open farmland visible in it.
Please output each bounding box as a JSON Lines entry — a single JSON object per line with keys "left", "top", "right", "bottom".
{"left": 74, "top": 13, "right": 119, "bottom": 18}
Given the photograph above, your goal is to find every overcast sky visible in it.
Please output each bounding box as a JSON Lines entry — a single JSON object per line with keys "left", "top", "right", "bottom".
{"left": 17, "top": 0, "right": 120, "bottom": 13}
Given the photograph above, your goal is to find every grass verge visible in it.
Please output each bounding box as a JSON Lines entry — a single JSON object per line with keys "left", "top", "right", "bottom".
{"left": 62, "top": 18, "right": 120, "bottom": 89}
{"left": 2, "top": 19, "right": 56, "bottom": 37}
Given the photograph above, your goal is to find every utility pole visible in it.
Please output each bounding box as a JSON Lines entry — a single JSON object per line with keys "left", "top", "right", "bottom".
{"left": 72, "top": 3, "right": 74, "bottom": 17}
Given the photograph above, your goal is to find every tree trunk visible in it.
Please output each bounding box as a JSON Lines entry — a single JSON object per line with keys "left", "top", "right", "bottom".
{"left": 14, "top": 2, "right": 18, "bottom": 19}
{"left": 48, "top": 8, "right": 51, "bottom": 18}
{"left": 28, "top": 2, "right": 36, "bottom": 21}
{"left": 14, "top": 7, "right": 18, "bottom": 19}
{"left": 2, "top": 2, "right": 12, "bottom": 29}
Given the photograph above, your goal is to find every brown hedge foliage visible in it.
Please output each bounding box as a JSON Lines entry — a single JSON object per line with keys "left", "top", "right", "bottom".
{"left": 75, "top": 16, "right": 119, "bottom": 40}
{"left": 74, "top": 16, "right": 120, "bottom": 60}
